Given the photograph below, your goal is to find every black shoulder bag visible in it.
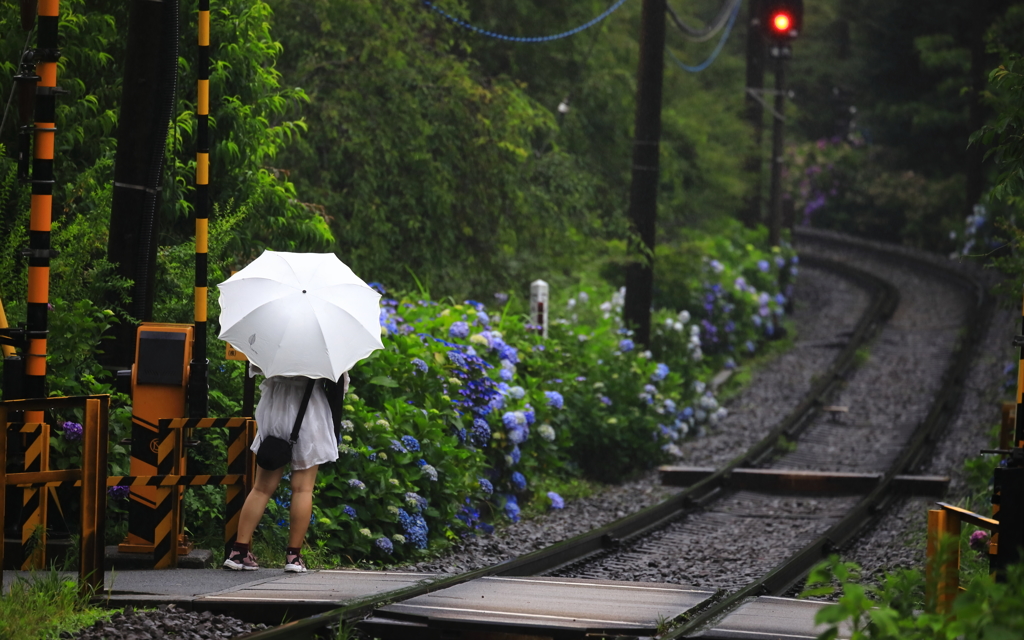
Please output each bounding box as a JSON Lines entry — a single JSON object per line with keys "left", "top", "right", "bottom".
{"left": 256, "top": 378, "right": 316, "bottom": 470}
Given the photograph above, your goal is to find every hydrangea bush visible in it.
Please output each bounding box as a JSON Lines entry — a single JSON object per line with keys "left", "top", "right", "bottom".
{"left": 261, "top": 236, "right": 796, "bottom": 563}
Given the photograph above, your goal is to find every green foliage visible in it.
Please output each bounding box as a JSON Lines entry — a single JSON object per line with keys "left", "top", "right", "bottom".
{"left": 803, "top": 554, "right": 1024, "bottom": 640}
{"left": 266, "top": 0, "right": 605, "bottom": 298}
{"left": 0, "top": 568, "right": 113, "bottom": 640}
{"left": 784, "top": 136, "right": 962, "bottom": 249}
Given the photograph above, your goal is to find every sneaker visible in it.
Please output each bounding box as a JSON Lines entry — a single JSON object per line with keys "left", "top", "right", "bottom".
{"left": 284, "top": 553, "right": 307, "bottom": 573}
{"left": 223, "top": 549, "right": 259, "bottom": 571}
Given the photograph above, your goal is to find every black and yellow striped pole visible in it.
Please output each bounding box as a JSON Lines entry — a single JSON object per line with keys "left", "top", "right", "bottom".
{"left": 21, "top": 0, "right": 61, "bottom": 571}
{"left": 1014, "top": 286, "right": 1024, "bottom": 447}
{"left": 189, "top": 0, "right": 211, "bottom": 420}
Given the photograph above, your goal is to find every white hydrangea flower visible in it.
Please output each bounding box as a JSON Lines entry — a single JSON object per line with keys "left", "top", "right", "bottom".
{"left": 678, "top": 310, "right": 691, "bottom": 323}
{"left": 693, "top": 380, "right": 707, "bottom": 394}
{"left": 673, "top": 321, "right": 684, "bottom": 332}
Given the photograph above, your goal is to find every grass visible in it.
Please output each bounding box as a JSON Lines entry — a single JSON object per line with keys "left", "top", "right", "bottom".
{"left": 0, "top": 567, "right": 115, "bottom": 640}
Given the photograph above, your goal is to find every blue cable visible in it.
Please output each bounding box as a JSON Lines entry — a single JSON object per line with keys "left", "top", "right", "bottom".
{"left": 423, "top": 0, "right": 630, "bottom": 43}
{"left": 667, "top": 0, "right": 741, "bottom": 72}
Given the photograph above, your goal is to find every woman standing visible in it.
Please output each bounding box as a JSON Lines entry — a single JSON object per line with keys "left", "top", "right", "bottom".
{"left": 223, "top": 372, "right": 346, "bottom": 572}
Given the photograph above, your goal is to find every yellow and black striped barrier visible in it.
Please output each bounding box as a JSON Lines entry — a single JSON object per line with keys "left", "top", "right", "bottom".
{"left": 1, "top": 396, "right": 108, "bottom": 597}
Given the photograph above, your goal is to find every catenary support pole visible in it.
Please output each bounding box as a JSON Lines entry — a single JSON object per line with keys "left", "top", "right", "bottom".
{"left": 741, "top": 0, "right": 765, "bottom": 228}
{"left": 768, "top": 56, "right": 785, "bottom": 248}
{"left": 623, "top": 0, "right": 667, "bottom": 346}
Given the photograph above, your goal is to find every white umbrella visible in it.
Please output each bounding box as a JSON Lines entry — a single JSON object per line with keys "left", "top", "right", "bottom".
{"left": 217, "top": 250, "right": 383, "bottom": 380}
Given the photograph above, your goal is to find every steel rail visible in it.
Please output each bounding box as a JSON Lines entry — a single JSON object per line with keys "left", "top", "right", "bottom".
{"left": 235, "top": 251, "right": 899, "bottom": 640}
{"left": 664, "top": 231, "right": 992, "bottom": 639}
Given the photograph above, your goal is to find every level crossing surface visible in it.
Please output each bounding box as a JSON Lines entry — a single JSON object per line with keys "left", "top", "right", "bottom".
{"left": 3, "top": 568, "right": 852, "bottom": 638}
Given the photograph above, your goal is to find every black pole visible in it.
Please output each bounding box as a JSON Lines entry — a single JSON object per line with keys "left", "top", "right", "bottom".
{"left": 105, "top": 0, "right": 179, "bottom": 368}
{"left": 623, "top": 0, "right": 667, "bottom": 346}
{"left": 768, "top": 55, "right": 785, "bottom": 247}
{"left": 189, "top": 0, "right": 212, "bottom": 419}
{"left": 741, "top": 0, "right": 765, "bottom": 228}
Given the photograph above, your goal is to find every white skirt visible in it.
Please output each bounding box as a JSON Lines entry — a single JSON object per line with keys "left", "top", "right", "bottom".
{"left": 251, "top": 376, "right": 339, "bottom": 470}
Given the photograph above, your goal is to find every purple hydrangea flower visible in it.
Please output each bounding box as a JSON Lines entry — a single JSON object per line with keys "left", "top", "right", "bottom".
{"left": 548, "top": 492, "right": 565, "bottom": 509}
{"left": 544, "top": 391, "right": 564, "bottom": 409}
{"left": 107, "top": 485, "right": 130, "bottom": 500}
{"left": 970, "top": 530, "right": 989, "bottom": 551}
{"left": 62, "top": 421, "right": 83, "bottom": 442}
{"left": 449, "top": 321, "right": 470, "bottom": 339}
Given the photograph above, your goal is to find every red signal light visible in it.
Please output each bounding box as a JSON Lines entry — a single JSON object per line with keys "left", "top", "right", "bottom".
{"left": 772, "top": 12, "right": 791, "bottom": 33}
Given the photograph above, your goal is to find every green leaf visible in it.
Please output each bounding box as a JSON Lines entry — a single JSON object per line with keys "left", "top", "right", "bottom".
{"left": 369, "top": 376, "right": 399, "bottom": 388}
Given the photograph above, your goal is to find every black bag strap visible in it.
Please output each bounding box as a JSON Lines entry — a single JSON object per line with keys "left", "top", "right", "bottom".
{"left": 289, "top": 378, "right": 317, "bottom": 444}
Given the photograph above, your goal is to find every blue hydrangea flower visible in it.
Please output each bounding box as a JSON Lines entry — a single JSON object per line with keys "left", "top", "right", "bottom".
{"left": 544, "top": 391, "right": 564, "bottom": 409}
{"left": 368, "top": 282, "right": 386, "bottom": 295}
{"left": 343, "top": 505, "right": 357, "bottom": 518}
{"left": 548, "top": 492, "right": 565, "bottom": 509}
{"left": 709, "top": 259, "right": 724, "bottom": 273}
{"left": 348, "top": 479, "right": 366, "bottom": 490}
{"left": 479, "top": 478, "right": 493, "bottom": 494}
{"left": 757, "top": 259, "right": 770, "bottom": 272}
{"left": 599, "top": 395, "right": 612, "bottom": 406}
{"left": 376, "top": 536, "right": 394, "bottom": 554}
{"left": 523, "top": 405, "right": 536, "bottom": 425}
{"left": 746, "top": 340, "right": 757, "bottom": 353}
{"left": 682, "top": 406, "right": 694, "bottom": 418}
{"left": 651, "top": 363, "right": 670, "bottom": 382}
{"left": 401, "top": 435, "right": 420, "bottom": 452}
{"left": 447, "top": 350, "right": 467, "bottom": 368}
{"left": 61, "top": 421, "right": 83, "bottom": 442}
{"left": 504, "top": 495, "right": 520, "bottom": 522}
{"left": 775, "top": 255, "right": 786, "bottom": 268}
{"left": 398, "top": 508, "right": 429, "bottom": 549}
{"left": 508, "top": 423, "right": 529, "bottom": 444}
{"left": 724, "top": 321, "right": 736, "bottom": 333}
{"left": 618, "top": 338, "right": 635, "bottom": 352}
{"left": 511, "top": 472, "right": 527, "bottom": 491}
{"left": 421, "top": 464, "right": 438, "bottom": 481}
{"left": 416, "top": 458, "right": 428, "bottom": 467}
{"left": 508, "top": 385, "right": 526, "bottom": 400}
{"left": 507, "top": 445, "right": 521, "bottom": 466}
{"left": 449, "top": 321, "right": 470, "bottom": 339}
{"left": 390, "top": 439, "right": 407, "bottom": 453}
{"left": 471, "top": 419, "right": 491, "bottom": 447}
{"left": 452, "top": 427, "right": 467, "bottom": 444}
{"left": 499, "top": 366, "right": 514, "bottom": 382}
{"left": 502, "top": 411, "right": 527, "bottom": 429}
{"left": 411, "top": 358, "right": 428, "bottom": 374}
{"left": 775, "top": 293, "right": 787, "bottom": 306}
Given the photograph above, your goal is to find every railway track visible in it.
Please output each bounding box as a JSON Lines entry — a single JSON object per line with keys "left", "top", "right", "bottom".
{"left": 228, "top": 230, "right": 989, "bottom": 640}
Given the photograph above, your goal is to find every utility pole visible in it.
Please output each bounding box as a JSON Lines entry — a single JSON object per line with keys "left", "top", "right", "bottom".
{"left": 768, "top": 55, "right": 785, "bottom": 247}
{"left": 741, "top": 0, "right": 765, "bottom": 228}
{"left": 623, "top": 0, "right": 667, "bottom": 346}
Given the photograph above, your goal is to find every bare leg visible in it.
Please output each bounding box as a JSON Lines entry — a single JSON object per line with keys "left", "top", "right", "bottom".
{"left": 288, "top": 465, "right": 319, "bottom": 549}
{"left": 236, "top": 465, "right": 284, "bottom": 545}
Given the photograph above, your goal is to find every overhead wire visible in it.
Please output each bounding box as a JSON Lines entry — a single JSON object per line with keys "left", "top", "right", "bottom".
{"left": 666, "top": 0, "right": 742, "bottom": 73}
{"left": 666, "top": 0, "right": 742, "bottom": 43}
{"left": 423, "top": 0, "right": 630, "bottom": 43}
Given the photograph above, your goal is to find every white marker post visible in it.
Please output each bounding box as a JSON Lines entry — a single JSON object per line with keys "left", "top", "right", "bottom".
{"left": 530, "top": 280, "right": 549, "bottom": 339}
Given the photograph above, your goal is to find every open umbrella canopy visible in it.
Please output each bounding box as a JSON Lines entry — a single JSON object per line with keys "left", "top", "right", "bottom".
{"left": 217, "top": 250, "right": 383, "bottom": 380}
